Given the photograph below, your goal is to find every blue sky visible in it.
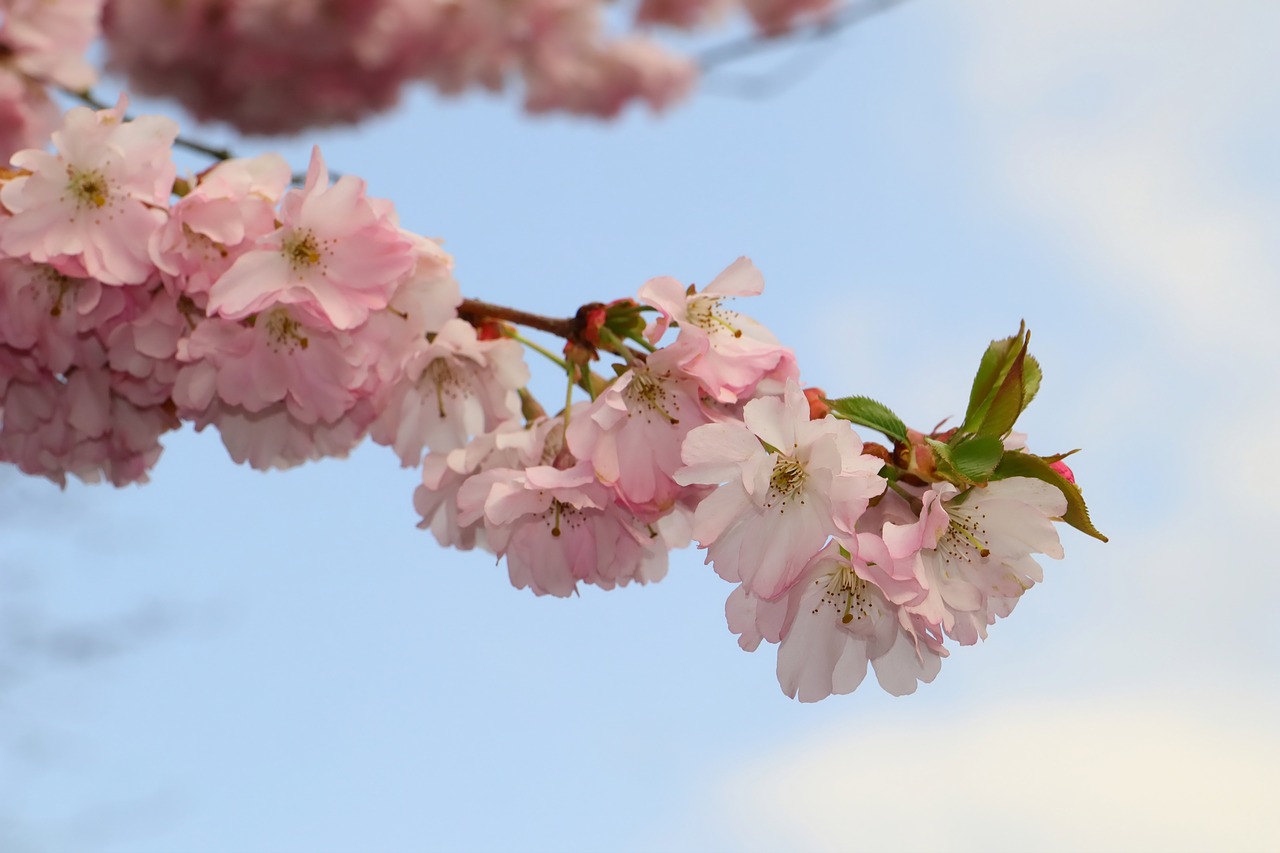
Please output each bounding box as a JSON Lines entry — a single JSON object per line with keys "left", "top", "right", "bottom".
{"left": 3, "top": 2, "right": 1279, "bottom": 851}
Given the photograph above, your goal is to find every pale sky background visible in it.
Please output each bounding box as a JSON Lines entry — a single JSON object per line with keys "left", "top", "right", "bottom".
{"left": 3, "top": 1, "right": 1279, "bottom": 851}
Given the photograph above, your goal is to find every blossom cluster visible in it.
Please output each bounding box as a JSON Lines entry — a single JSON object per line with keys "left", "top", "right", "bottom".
{"left": 0, "top": 97, "right": 468, "bottom": 479}
{"left": 0, "top": 96, "right": 1103, "bottom": 701}
{"left": 98, "top": 0, "right": 843, "bottom": 133}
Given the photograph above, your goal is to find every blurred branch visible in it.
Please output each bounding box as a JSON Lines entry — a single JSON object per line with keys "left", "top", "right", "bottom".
{"left": 696, "top": 0, "right": 915, "bottom": 98}
{"left": 696, "top": 0, "right": 915, "bottom": 69}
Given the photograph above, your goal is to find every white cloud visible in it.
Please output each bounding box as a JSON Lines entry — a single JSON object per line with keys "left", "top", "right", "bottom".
{"left": 955, "top": 0, "right": 1280, "bottom": 358}
{"left": 714, "top": 694, "right": 1280, "bottom": 853}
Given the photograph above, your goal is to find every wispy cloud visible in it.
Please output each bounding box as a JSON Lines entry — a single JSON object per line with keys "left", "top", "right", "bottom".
{"left": 957, "top": 0, "right": 1280, "bottom": 359}
{"left": 714, "top": 693, "right": 1280, "bottom": 852}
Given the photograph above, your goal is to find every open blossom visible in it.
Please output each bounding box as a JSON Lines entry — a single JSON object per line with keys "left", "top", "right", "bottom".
{"left": 175, "top": 307, "right": 372, "bottom": 426}
{"left": 729, "top": 535, "right": 946, "bottom": 701}
{"left": 415, "top": 421, "right": 543, "bottom": 552}
{"left": 882, "top": 477, "right": 1067, "bottom": 645}
{"left": 565, "top": 348, "right": 714, "bottom": 521}
{"left": 0, "top": 259, "right": 131, "bottom": 374}
{"left": 638, "top": 257, "right": 798, "bottom": 403}
{"left": 0, "top": 97, "right": 177, "bottom": 286}
{"left": 150, "top": 154, "right": 293, "bottom": 303}
{"left": 369, "top": 317, "right": 528, "bottom": 465}
{"left": 676, "top": 382, "right": 885, "bottom": 600}
{"left": 207, "top": 146, "right": 416, "bottom": 331}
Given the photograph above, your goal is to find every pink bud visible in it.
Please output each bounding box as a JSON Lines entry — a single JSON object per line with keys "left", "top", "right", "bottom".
{"left": 1050, "top": 459, "right": 1076, "bottom": 484}
{"left": 803, "top": 387, "right": 829, "bottom": 420}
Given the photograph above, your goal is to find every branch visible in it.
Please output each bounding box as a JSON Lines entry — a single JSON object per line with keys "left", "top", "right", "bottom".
{"left": 695, "top": 0, "right": 915, "bottom": 71}
{"left": 457, "top": 298, "right": 577, "bottom": 339}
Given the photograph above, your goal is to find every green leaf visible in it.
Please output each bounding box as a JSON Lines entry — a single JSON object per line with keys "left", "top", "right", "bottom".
{"left": 962, "top": 322, "right": 1026, "bottom": 434}
{"left": 1022, "top": 353, "right": 1042, "bottom": 410}
{"left": 949, "top": 434, "right": 1005, "bottom": 483}
{"left": 975, "top": 336, "right": 1027, "bottom": 437}
{"left": 962, "top": 324, "right": 1044, "bottom": 438}
{"left": 991, "top": 451, "right": 1108, "bottom": 542}
{"left": 826, "top": 396, "right": 908, "bottom": 444}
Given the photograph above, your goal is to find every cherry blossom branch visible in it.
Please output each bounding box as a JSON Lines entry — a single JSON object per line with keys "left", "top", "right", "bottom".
{"left": 457, "top": 298, "right": 577, "bottom": 339}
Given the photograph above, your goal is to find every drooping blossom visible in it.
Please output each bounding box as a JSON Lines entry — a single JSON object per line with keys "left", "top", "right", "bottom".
{"left": 676, "top": 382, "right": 885, "bottom": 600}
{"left": 0, "top": 345, "right": 177, "bottom": 486}
{"left": 456, "top": 414, "right": 668, "bottom": 597}
{"left": 728, "top": 535, "right": 946, "bottom": 701}
{"left": 369, "top": 317, "right": 528, "bottom": 465}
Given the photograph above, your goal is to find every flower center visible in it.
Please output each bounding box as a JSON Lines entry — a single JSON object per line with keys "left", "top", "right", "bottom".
{"left": 545, "top": 498, "right": 583, "bottom": 538}
{"left": 422, "top": 357, "right": 473, "bottom": 418}
{"left": 686, "top": 295, "right": 743, "bottom": 338}
{"left": 65, "top": 166, "right": 110, "bottom": 209}
{"left": 931, "top": 504, "right": 994, "bottom": 582}
{"left": 263, "top": 308, "right": 309, "bottom": 353}
{"left": 765, "top": 455, "right": 807, "bottom": 511}
{"left": 35, "top": 266, "right": 77, "bottom": 318}
{"left": 282, "top": 229, "right": 326, "bottom": 273}
{"left": 623, "top": 369, "right": 679, "bottom": 424}
{"left": 813, "top": 562, "right": 877, "bottom": 625}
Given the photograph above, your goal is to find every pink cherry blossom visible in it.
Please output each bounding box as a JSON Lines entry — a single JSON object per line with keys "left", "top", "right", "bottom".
{"left": 676, "top": 382, "right": 885, "bottom": 600}
{"left": 150, "top": 154, "right": 293, "bottom": 304}
{"left": 175, "top": 308, "right": 366, "bottom": 426}
{"left": 882, "top": 477, "right": 1067, "bottom": 645}
{"left": 369, "top": 317, "right": 528, "bottom": 465}
{"left": 564, "top": 348, "right": 714, "bottom": 521}
{"left": 0, "top": 97, "right": 177, "bottom": 285}
{"left": 207, "top": 146, "right": 416, "bottom": 331}
{"left": 455, "top": 414, "right": 669, "bottom": 597}
{"left": 638, "top": 257, "right": 798, "bottom": 403}
{"left": 729, "top": 536, "right": 945, "bottom": 701}
{"left": 0, "top": 259, "right": 126, "bottom": 374}
{"left": 415, "top": 419, "right": 556, "bottom": 552}
{"left": 0, "top": 353, "right": 177, "bottom": 487}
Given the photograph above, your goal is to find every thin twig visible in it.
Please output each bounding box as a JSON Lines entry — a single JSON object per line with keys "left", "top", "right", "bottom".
{"left": 695, "top": 0, "right": 914, "bottom": 71}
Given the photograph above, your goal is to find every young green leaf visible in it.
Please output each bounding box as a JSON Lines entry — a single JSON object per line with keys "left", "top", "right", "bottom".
{"left": 826, "top": 396, "right": 908, "bottom": 444}
{"left": 991, "top": 451, "right": 1108, "bottom": 542}
{"left": 974, "top": 335, "right": 1027, "bottom": 437}
{"left": 962, "top": 321, "right": 1027, "bottom": 434}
